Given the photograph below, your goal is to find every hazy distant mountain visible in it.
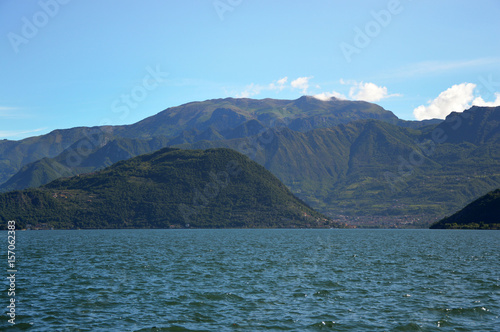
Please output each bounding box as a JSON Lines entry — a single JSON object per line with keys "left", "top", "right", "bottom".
{"left": 0, "top": 127, "right": 118, "bottom": 185}
{"left": 430, "top": 188, "right": 500, "bottom": 229}
{"left": 0, "top": 148, "right": 331, "bottom": 230}
{"left": 0, "top": 136, "right": 170, "bottom": 193}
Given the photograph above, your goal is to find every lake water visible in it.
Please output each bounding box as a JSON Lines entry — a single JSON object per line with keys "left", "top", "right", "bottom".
{"left": 2, "top": 229, "right": 499, "bottom": 331}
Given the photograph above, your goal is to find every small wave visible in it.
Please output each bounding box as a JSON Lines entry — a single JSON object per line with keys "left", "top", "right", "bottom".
{"left": 197, "top": 292, "right": 244, "bottom": 302}
{"left": 313, "top": 289, "right": 331, "bottom": 297}
{"left": 309, "top": 320, "right": 337, "bottom": 329}
{"left": 429, "top": 306, "right": 492, "bottom": 317}
{"left": 134, "top": 325, "right": 209, "bottom": 332}
{"left": 391, "top": 322, "right": 423, "bottom": 331}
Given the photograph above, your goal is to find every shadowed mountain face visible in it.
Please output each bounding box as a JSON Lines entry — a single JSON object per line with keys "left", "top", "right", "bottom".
{"left": 0, "top": 148, "right": 331, "bottom": 230}
{"left": 0, "top": 96, "right": 397, "bottom": 186}
{"left": 424, "top": 106, "right": 500, "bottom": 144}
{"left": 430, "top": 189, "right": 500, "bottom": 229}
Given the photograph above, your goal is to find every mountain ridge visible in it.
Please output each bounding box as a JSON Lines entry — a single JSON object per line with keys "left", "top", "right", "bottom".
{"left": 0, "top": 96, "right": 399, "bottom": 185}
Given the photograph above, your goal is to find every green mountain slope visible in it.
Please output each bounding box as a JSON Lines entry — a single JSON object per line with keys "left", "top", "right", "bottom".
{"left": 122, "top": 96, "right": 398, "bottom": 138}
{"left": 0, "top": 136, "right": 170, "bottom": 192}
{"left": 430, "top": 189, "right": 500, "bottom": 229}
{"left": 180, "top": 109, "right": 500, "bottom": 225}
{"left": 0, "top": 127, "right": 122, "bottom": 185}
{"left": 0, "top": 148, "right": 331, "bottom": 229}
{"left": 0, "top": 96, "right": 398, "bottom": 187}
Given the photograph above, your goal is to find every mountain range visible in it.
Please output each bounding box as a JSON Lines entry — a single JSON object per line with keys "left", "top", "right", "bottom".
{"left": 0, "top": 97, "right": 498, "bottom": 227}
{"left": 181, "top": 107, "right": 500, "bottom": 225}
{"left": 1, "top": 96, "right": 438, "bottom": 187}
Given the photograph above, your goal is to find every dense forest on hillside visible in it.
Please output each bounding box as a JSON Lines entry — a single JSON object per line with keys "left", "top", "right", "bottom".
{"left": 0, "top": 148, "right": 332, "bottom": 230}
{"left": 430, "top": 189, "right": 500, "bottom": 229}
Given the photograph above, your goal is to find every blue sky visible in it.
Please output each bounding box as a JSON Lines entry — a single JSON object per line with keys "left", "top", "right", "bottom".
{"left": 1, "top": 0, "right": 499, "bottom": 140}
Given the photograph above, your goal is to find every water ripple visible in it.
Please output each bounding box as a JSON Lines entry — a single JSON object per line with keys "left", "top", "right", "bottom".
{"left": 4, "top": 229, "right": 499, "bottom": 331}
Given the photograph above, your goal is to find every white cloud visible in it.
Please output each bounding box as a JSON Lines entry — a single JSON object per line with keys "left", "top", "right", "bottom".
{"left": 472, "top": 92, "right": 500, "bottom": 107}
{"left": 277, "top": 77, "right": 288, "bottom": 86}
{"left": 312, "top": 80, "right": 399, "bottom": 103}
{"left": 0, "top": 107, "right": 26, "bottom": 119}
{"left": 413, "top": 83, "right": 478, "bottom": 120}
{"left": 291, "top": 76, "right": 313, "bottom": 94}
{"left": 0, "top": 127, "right": 48, "bottom": 138}
{"left": 268, "top": 77, "right": 288, "bottom": 91}
{"left": 348, "top": 81, "right": 400, "bottom": 102}
{"left": 313, "top": 91, "right": 347, "bottom": 101}
{"left": 236, "top": 83, "right": 263, "bottom": 98}
{"left": 236, "top": 77, "right": 290, "bottom": 98}
{"left": 412, "top": 83, "right": 500, "bottom": 120}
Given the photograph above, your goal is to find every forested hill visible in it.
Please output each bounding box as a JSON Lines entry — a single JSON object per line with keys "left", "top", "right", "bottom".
{"left": 0, "top": 148, "right": 332, "bottom": 230}
{"left": 430, "top": 189, "right": 500, "bottom": 229}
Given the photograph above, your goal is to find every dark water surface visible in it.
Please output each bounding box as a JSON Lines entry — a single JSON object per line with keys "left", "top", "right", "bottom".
{"left": 2, "top": 229, "right": 499, "bottom": 331}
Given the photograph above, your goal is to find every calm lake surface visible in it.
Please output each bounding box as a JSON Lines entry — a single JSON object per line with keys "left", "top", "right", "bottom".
{"left": 2, "top": 229, "right": 499, "bottom": 331}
